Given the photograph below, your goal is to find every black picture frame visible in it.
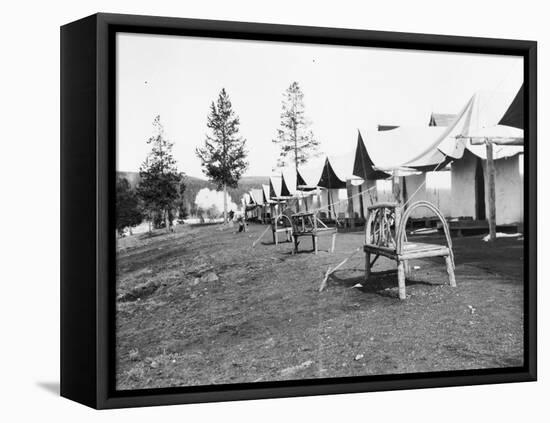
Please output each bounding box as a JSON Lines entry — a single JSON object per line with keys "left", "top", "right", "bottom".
{"left": 60, "top": 12, "right": 537, "bottom": 409}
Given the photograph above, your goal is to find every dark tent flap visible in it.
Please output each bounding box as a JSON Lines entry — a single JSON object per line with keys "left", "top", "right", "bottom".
{"left": 378, "top": 124, "right": 399, "bottom": 132}
{"left": 317, "top": 158, "right": 346, "bottom": 189}
{"left": 280, "top": 173, "right": 292, "bottom": 197}
{"left": 353, "top": 131, "right": 390, "bottom": 180}
{"left": 296, "top": 169, "right": 316, "bottom": 191}
{"left": 269, "top": 179, "right": 276, "bottom": 199}
{"left": 499, "top": 84, "right": 524, "bottom": 130}
{"left": 408, "top": 155, "right": 453, "bottom": 172}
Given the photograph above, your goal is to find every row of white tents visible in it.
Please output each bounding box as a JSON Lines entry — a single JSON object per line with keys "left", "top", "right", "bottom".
{"left": 244, "top": 84, "right": 524, "bottom": 228}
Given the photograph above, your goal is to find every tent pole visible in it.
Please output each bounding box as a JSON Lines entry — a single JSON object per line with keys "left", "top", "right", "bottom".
{"left": 486, "top": 141, "right": 497, "bottom": 241}
{"left": 327, "top": 189, "right": 333, "bottom": 221}
{"left": 358, "top": 183, "right": 365, "bottom": 220}
{"left": 346, "top": 180, "right": 355, "bottom": 228}
{"left": 392, "top": 171, "right": 402, "bottom": 206}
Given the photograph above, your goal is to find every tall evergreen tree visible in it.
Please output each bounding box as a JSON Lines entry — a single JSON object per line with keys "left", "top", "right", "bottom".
{"left": 137, "top": 115, "right": 185, "bottom": 232}
{"left": 273, "top": 81, "right": 320, "bottom": 175}
{"left": 196, "top": 88, "right": 248, "bottom": 223}
{"left": 116, "top": 177, "right": 143, "bottom": 236}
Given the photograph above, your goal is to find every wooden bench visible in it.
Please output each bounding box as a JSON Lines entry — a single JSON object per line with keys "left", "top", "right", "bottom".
{"left": 364, "top": 201, "right": 456, "bottom": 300}
{"left": 291, "top": 212, "right": 337, "bottom": 254}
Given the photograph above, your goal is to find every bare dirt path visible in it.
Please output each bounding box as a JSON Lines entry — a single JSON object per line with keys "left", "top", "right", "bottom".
{"left": 116, "top": 223, "right": 524, "bottom": 390}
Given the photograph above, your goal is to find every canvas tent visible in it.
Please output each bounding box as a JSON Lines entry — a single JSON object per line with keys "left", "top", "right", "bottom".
{"left": 262, "top": 184, "right": 271, "bottom": 204}
{"left": 293, "top": 158, "right": 325, "bottom": 214}
{"left": 352, "top": 130, "right": 390, "bottom": 181}
{"left": 352, "top": 87, "right": 524, "bottom": 221}
{"left": 350, "top": 126, "right": 455, "bottom": 218}
{"left": 425, "top": 90, "right": 523, "bottom": 161}
{"left": 405, "top": 88, "right": 524, "bottom": 227}
{"left": 318, "top": 153, "right": 364, "bottom": 220}
{"left": 261, "top": 184, "right": 273, "bottom": 222}
{"left": 246, "top": 188, "right": 264, "bottom": 221}
{"left": 360, "top": 126, "right": 453, "bottom": 173}
{"left": 348, "top": 131, "right": 390, "bottom": 219}
{"left": 269, "top": 174, "right": 292, "bottom": 200}
{"left": 279, "top": 154, "right": 354, "bottom": 220}
{"left": 278, "top": 168, "right": 316, "bottom": 213}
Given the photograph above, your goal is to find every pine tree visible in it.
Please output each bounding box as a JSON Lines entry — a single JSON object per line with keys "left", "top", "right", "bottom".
{"left": 196, "top": 89, "right": 248, "bottom": 223}
{"left": 116, "top": 177, "right": 143, "bottom": 236}
{"left": 273, "top": 81, "right": 320, "bottom": 176}
{"left": 137, "top": 115, "right": 185, "bottom": 232}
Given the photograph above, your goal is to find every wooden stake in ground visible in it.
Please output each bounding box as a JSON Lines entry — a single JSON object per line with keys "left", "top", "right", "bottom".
{"left": 319, "top": 247, "right": 361, "bottom": 292}
{"left": 486, "top": 141, "right": 497, "bottom": 241}
{"left": 252, "top": 225, "right": 272, "bottom": 247}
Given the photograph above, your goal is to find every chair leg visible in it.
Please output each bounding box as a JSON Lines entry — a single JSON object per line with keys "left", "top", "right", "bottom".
{"left": 313, "top": 235, "right": 318, "bottom": 255}
{"left": 404, "top": 260, "right": 411, "bottom": 277}
{"left": 445, "top": 255, "right": 456, "bottom": 287}
{"left": 365, "top": 252, "right": 371, "bottom": 282}
{"left": 397, "top": 260, "right": 406, "bottom": 300}
{"left": 293, "top": 235, "right": 298, "bottom": 254}
{"left": 273, "top": 230, "right": 277, "bottom": 245}
{"left": 331, "top": 233, "right": 336, "bottom": 253}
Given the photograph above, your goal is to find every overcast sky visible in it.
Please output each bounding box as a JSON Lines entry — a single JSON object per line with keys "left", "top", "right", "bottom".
{"left": 116, "top": 32, "right": 522, "bottom": 178}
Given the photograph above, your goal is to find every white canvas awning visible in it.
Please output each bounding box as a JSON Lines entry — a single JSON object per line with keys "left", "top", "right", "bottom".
{"left": 360, "top": 126, "right": 451, "bottom": 172}
{"left": 433, "top": 90, "right": 524, "bottom": 161}
{"left": 249, "top": 188, "right": 264, "bottom": 205}
{"left": 261, "top": 184, "right": 273, "bottom": 204}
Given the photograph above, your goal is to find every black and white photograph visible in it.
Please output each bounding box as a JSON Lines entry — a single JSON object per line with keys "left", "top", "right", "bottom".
{"left": 114, "top": 31, "right": 526, "bottom": 391}
{"left": 3, "top": 0, "right": 549, "bottom": 419}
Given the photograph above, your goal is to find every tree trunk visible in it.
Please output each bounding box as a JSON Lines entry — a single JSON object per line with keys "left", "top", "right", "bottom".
{"left": 223, "top": 183, "right": 228, "bottom": 224}
{"left": 164, "top": 209, "right": 170, "bottom": 233}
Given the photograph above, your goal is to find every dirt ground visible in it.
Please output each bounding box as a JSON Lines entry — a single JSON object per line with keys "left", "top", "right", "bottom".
{"left": 115, "top": 222, "right": 524, "bottom": 390}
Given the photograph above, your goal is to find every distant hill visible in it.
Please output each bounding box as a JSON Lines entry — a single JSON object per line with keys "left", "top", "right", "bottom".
{"left": 117, "top": 172, "right": 269, "bottom": 213}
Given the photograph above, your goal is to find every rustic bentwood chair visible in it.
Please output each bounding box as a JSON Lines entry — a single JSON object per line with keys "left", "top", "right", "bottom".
{"left": 290, "top": 211, "right": 337, "bottom": 254}
{"left": 271, "top": 211, "right": 293, "bottom": 245}
{"left": 364, "top": 201, "right": 456, "bottom": 300}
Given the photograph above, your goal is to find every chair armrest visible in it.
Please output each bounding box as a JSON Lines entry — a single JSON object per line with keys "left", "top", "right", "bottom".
{"left": 395, "top": 201, "right": 453, "bottom": 264}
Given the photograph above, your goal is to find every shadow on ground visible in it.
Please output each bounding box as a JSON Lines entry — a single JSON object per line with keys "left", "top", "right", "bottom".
{"left": 330, "top": 269, "right": 438, "bottom": 294}
{"left": 36, "top": 381, "right": 60, "bottom": 396}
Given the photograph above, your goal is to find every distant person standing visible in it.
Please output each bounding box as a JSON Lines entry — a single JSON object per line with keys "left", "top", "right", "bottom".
{"left": 237, "top": 214, "right": 246, "bottom": 233}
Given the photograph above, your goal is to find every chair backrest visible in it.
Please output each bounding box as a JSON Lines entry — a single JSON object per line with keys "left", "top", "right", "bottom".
{"left": 365, "top": 201, "right": 453, "bottom": 262}
{"left": 365, "top": 202, "right": 400, "bottom": 247}
{"left": 395, "top": 201, "right": 453, "bottom": 264}
{"left": 290, "top": 211, "right": 316, "bottom": 233}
